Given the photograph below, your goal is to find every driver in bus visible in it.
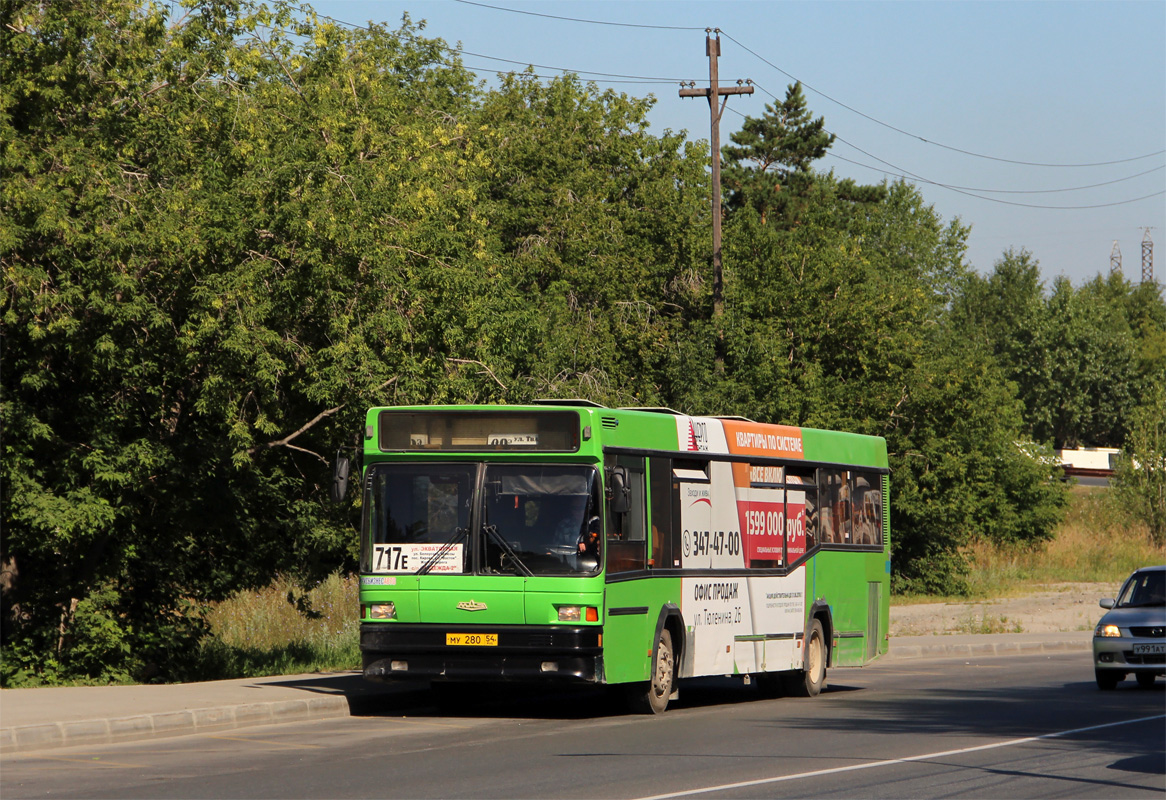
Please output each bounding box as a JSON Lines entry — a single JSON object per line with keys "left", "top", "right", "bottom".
{"left": 578, "top": 515, "right": 600, "bottom": 556}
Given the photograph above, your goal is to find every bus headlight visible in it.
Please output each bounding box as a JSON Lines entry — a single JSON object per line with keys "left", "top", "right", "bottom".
{"left": 557, "top": 606, "right": 598, "bottom": 622}
{"left": 370, "top": 602, "right": 397, "bottom": 620}
{"left": 1095, "top": 623, "right": 1121, "bottom": 637}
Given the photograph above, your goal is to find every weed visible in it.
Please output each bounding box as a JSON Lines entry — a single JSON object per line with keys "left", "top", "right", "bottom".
{"left": 185, "top": 572, "right": 359, "bottom": 681}
{"left": 954, "top": 611, "right": 1023, "bottom": 635}
{"left": 943, "top": 488, "right": 1160, "bottom": 600}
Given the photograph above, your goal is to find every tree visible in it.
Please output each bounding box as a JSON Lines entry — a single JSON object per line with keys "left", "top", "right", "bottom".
{"left": 951, "top": 255, "right": 1161, "bottom": 449}
{"left": 721, "top": 82, "right": 838, "bottom": 226}
{"left": 1, "top": 0, "right": 495, "bottom": 683}
{"left": 1037, "top": 277, "right": 1141, "bottom": 448}
{"left": 471, "top": 72, "right": 709, "bottom": 405}
{"left": 1114, "top": 393, "right": 1166, "bottom": 545}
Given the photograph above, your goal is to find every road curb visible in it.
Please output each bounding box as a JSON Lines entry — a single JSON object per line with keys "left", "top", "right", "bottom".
{"left": 886, "top": 638, "right": 1090, "bottom": 661}
{"left": 1, "top": 695, "right": 351, "bottom": 755}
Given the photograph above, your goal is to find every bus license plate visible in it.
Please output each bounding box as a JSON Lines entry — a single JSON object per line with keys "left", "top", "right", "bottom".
{"left": 1133, "top": 643, "right": 1165, "bottom": 655}
{"left": 446, "top": 633, "right": 498, "bottom": 647}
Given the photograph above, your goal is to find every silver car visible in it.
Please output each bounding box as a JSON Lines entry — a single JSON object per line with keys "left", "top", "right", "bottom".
{"left": 1093, "top": 565, "right": 1166, "bottom": 690}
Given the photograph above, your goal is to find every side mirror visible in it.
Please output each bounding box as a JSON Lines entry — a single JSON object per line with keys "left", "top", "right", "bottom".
{"left": 1099, "top": 598, "right": 1115, "bottom": 609}
{"left": 330, "top": 451, "right": 350, "bottom": 503}
{"left": 609, "top": 466, "right": 631, "bottom": 515}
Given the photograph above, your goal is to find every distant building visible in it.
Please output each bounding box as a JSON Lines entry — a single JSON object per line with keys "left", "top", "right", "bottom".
{"left": 1057, "top": 447, "right": 1120, "bottom": 486}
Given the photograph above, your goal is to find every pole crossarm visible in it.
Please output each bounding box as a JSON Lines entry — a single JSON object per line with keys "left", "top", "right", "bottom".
{"left": 679, "top": 86, "right": 755, "bottom": 98}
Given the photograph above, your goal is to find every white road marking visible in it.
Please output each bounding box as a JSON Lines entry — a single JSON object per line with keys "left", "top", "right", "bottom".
{"left": 632, "top": 714, "right": 1166, "bottom": 800}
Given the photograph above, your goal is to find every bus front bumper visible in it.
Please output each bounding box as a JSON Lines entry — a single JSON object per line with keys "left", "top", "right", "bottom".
{"left": 360, "top": 623, "right": 604, "bottom": 684}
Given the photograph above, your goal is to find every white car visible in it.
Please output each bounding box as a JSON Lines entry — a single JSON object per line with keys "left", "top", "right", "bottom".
{"left": 1093, "top": 565, "right": 1166, "bottom": 690}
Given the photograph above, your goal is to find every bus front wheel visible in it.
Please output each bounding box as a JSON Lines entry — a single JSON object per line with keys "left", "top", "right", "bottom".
{"left": 629, "top": 628, "right": 675, "bottom": 714}
{"left": 784, "top": 619, "right": 826, "bottom": 698}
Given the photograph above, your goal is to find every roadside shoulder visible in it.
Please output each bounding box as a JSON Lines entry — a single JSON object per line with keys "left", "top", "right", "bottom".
{"left": 887, "top": 631, "right": 1092, "bottom": 661}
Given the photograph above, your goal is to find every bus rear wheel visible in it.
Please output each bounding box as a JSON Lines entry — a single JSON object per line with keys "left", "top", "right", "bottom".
{"left": 783, "top": 619, "right": 826, "bottom": 698}
{"left": 629, "top": 628, "right": 675, "bottom": 714}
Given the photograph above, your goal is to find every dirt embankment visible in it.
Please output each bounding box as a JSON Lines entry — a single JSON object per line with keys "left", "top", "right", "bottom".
{"left": 890, "top": 582, "right": 1117, "bottom": 637}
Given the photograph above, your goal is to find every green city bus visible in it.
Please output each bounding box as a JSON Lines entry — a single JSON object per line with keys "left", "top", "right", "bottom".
{"left": 355, "top": 402, "right": 890, "bottom": 713}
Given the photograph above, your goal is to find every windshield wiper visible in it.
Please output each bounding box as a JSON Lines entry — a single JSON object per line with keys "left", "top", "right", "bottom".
{"left": 482, "top": 523, "right": 533, "bottom": 577}
{"left": 416, "top": 526, "right": 469, "bottom": 576}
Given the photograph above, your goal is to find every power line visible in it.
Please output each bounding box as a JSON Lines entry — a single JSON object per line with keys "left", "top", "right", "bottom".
{"left": 460, "top": 62, "right": 677, "bottom": 85}
{"left": 720, "top": 31, "right": 1165, "bottom": 169}
{"left": 316, "top": 11, "right": 1164, "bottom": 186}
{"left": 828, "top": 135, "right": 1165, "bottom": 210}
{"left": 725, "top": 100, "right": 1165, "bottom": 210}
{"left": 456, "top": 49, "right": 690, "bottom": 82}
{"left": 318, "top": 14, "right": 699, "bottom": 83}
{"left": 822, "top": 153, "right": 1164, "bottom": 196}
{"left": 433, "top": 3, "right": 1164, "bottom": 169}
{"left": 826, "top": 152, "right": 1165, "bottom": 209}
{"left": 451, "top": 0, "right": 705, "bottom": 31}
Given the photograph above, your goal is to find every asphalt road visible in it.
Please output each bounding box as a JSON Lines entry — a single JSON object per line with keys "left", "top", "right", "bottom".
{"left": 2, "top": 652, "right": 1163, "bottom": 799}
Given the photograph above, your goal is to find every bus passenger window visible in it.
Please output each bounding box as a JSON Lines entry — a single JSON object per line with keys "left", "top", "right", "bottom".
{"left": 851, "top": 471, "right": 882, "bottom": 546}
{"left": 606, "top": 456, "right": 646, "bottom": 573}
{"left": 819, "top": 469, "right": 851, "bottom": 545}
{"left": 786, "top": 465, "right": 818, "bottom": 556}
{"left": 649, "top": 458, "right": 673, "bottom": 569}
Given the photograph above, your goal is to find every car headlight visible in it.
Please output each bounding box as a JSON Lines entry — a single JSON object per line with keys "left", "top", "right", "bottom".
{"left": 1095, "top": 623, "right": 1121, "bottom": 637}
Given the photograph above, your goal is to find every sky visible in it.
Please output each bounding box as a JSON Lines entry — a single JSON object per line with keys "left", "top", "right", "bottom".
{"left": 310, "top": 0, "right": 1165, "bottom": 288}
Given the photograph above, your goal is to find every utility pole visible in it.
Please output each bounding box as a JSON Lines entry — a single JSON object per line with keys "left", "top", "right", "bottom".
{"left": 1110, "top": 240, "right": 1122, "bottom": 275}
{"left": 680, "top": 28, "right": 752, "bottom": 369}
{"left": 1141, "top": 228, "right": 1155, "bottom": 284}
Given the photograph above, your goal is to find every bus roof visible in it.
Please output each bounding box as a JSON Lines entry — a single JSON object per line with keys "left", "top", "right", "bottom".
{"left": 365, "top": 403, "right": 888, "bottom": 470}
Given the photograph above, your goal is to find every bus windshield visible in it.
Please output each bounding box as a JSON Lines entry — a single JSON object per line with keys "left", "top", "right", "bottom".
{"left": 363, "top": 463, "right": 601, "bottom": 576}
{"left": 480, "top": 464, "right": 601, "bottom": 576}
{"left": 365, "top": 464, "right": 476, "bottom": 574}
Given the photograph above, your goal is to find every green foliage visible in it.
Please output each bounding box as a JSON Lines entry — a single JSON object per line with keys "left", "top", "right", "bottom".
{"left": 721, "top": 82, "right": 840, "bottom": 226}
{"left": 1, "top": 0, "right": 491, "bottom": 683}
{"left": 959, "top": 487, "right": 1164, "bottom": 595}
{"left": 470, "top": 72, "right": 709, "bottom": 405}
{"left": 951, "top": 253, "right": 1164, "bottom": 449}
{"left": 886, "top": 342, "right": 1064, "bottom": 594}
{"left": 1114, "top": 394, "right": 1166, "bottom": 544}
{"left": 178, "top": 572, "right": 359, "bottom": 682}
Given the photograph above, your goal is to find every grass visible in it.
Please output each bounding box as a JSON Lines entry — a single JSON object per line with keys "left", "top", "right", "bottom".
{"left": 896, "top": 486, "right": 1163, "bottom": 604}
{"left": 953, "top": 612, "right": 1023, "bottom": 635}
{"left": 188, "top": 572, "right": 360, "bottom": 681}
{"left": 964, "top": 487, "right": 1161, "bottom": 593}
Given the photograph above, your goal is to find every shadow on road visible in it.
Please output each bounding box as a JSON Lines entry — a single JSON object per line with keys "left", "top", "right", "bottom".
{"left": 262, "top": 670, "right": 869, "bottom": 721}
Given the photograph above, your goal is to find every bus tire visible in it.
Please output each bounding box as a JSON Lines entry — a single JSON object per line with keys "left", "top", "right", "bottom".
{"left": 629, "top": 628, "right": 675, "bottom": 714}
{"left": 784, "top": 619, "right": 826, "bottom": 698}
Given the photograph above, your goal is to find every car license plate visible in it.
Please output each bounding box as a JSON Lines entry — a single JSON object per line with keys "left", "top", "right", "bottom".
{"left": 446, "top": 633, "right": 498, "bottom": 647}
{"left": 1133, "top": 643, "right": 1166, "bottom": 655}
